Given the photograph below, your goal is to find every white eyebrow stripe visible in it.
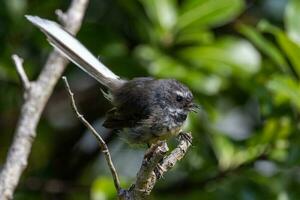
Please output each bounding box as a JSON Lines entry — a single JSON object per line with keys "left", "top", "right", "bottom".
{"left": 175, "top": 90, "right": 184, "bottom": 97}
{"left": 167, "top": 107, "right": 182, "bottom": 114}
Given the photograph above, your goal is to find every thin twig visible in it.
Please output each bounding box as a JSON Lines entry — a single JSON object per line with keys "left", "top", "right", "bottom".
{"left": 62, "top": 76, "right": 121, "bottom": 193}
{"left": 11, "top": 54, "right": 30, "bottom": 90}
{"left": 55, "top": 9, "right": 68, "bottom": 25}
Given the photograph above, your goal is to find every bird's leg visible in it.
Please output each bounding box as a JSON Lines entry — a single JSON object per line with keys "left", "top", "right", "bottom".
{"left": 154, "top": 163, "right": 165, "bottom": 179}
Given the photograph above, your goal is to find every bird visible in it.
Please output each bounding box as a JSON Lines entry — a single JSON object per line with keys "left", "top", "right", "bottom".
{"left": 25, "top": 15, "right": 198, "bottom": 145}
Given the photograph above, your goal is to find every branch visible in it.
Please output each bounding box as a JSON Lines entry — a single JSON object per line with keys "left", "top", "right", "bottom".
{"left": 11, "top": 55, "right": 30, "bottom": 90}
{"left": 62, "top": 76, "right": 121, "bottom": 193}
{"left": 131, "top": 142, "right": 169, "bottom": 199}
{"left": 0, "top": 1, "right": 89, "bottom": 199}
{"left": 121, "top": 133, "right": 192, "bottom": 200}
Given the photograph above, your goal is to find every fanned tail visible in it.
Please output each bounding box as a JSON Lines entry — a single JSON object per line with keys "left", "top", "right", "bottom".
{"left": 26, "top": 15, "right": 124, "bottom": 90}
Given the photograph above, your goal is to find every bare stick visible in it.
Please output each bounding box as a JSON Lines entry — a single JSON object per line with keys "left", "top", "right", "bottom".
{"left": 0, "top": 1, "right": 89, "bottom": 199}
{"left": 55, "top": 9, "right": 68, "bottom": 25}
{"left": 121, "top": 133, "right": 192, "bottom": 200}
{"left": 62, "top": 76, "right": 121, "bottom": 193}
{"left": 11, "top": 55, "right": 30, "bottom": 90}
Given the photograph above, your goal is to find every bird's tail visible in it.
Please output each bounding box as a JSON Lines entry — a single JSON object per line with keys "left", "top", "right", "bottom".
{"left": 26, "top": 15, "right": 124, "bottom": 90}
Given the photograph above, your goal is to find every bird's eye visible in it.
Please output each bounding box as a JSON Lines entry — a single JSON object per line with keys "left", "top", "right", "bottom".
{"left": 176, "top": 95, "right": 183, "bottom": 102}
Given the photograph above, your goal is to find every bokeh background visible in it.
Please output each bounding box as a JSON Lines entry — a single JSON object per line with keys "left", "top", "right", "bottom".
{"left": 1, "top": 0, "right": 300, "bottom": 199}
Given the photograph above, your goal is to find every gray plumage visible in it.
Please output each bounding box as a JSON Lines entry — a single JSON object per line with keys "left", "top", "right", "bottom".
{"left": 104, "top": 78, "right": 194, "bottom": 143}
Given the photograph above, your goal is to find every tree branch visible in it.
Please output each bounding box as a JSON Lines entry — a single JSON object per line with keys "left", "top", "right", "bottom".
{"left": 128, "top": 133, "right": 192, "bottom": 199}
{"left": 62, "top": 76, "right": 121, "bottom": 193}
{"left": 11, "top": 55, "right": 30, "bottom": 91}
{"left": 131, "top": 142, "right": 169, "bottom": 199}
{"left": 114, "top": 133, "right": 192, "bottom": 200}
{"left": 0, "top": 1, "right": 89, "bottom": 199}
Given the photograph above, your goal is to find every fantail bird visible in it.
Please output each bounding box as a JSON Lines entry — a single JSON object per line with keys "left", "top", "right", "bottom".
{"left": 26, "top": 15, "right": 198, "bottom": 144}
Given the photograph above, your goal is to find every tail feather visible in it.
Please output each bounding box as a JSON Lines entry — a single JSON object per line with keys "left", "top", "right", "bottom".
{"left": 25, "top": 15, "right": 123, "bottom": 90}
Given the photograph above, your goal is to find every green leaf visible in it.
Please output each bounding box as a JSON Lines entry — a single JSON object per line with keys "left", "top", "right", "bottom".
{"left": 134, "top": 45, "right": 223, "bottom": 95}
{"left": 5, "top": 0, "right": 27, "bottom": 19}
{"left": 139, "top": 0, "right": 177, "bottom": 31}
{"left": 138, "top": 0, "right": 178, "bottom": 45}
{"left": 91, "top": 177, "right": 116, "bottom": 200}
{"left": 175, "top": 27, "right": 215, "bottom": 45}
{"left": 119, "top": 0, "right": 157, "bottom": 43}
{"left": 285, "top": 0, "right": 300, "bottom": 45}
{"left": 179, "top": 37, "right": 261, "bottom": 76}
{"left": 238, "top": 24, "right": 290, "bottom": 74}
{"left": 259, "top": 20, "right": 300, "bottom": 77}
{"left": 212, "top": 133, "right": 270, "bottom": 171}
{"left": 177, "top": 0, "right": 245, "bottom": 30}
{"left": 267, "top": 75, "right": 300, "bottom": 110}
{"left": 212, "top": 133, "right": 236, "bottom": 170}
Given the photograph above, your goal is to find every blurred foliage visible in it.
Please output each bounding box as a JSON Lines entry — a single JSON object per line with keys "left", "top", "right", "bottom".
{"left": 1, "top": 0, "right": 300, "bottom": 199}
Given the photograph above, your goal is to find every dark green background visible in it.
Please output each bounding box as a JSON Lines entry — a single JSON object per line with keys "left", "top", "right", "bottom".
{"left": 1, "top": 0, "right": 300, "bottom": 199}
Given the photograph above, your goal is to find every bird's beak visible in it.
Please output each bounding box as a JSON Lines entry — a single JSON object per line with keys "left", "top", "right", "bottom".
{"left": 188, "top": 103, "right": 201, "bottom": 113}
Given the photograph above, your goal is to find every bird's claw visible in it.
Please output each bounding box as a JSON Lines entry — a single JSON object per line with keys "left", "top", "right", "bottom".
{"left": 178, "top": 132, "right": 192, "bottom": 144}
